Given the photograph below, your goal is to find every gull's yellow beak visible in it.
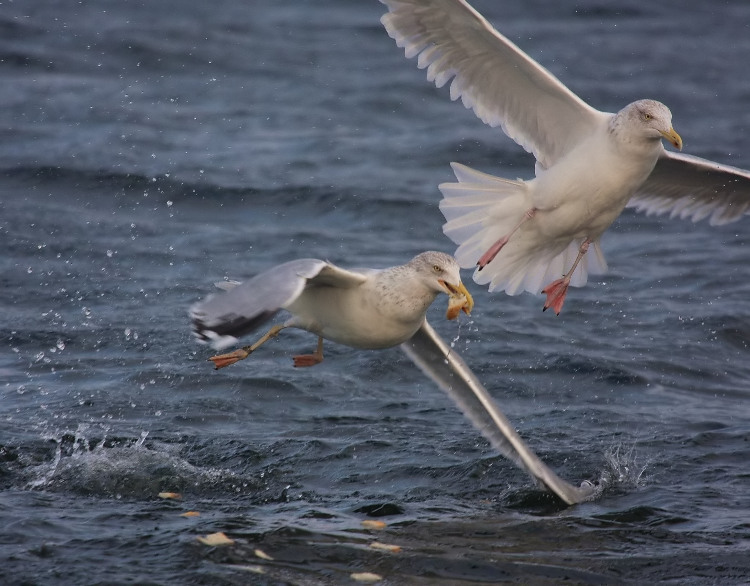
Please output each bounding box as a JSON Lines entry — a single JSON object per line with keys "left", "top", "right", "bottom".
{"left": 660, "top": 127, "right": 683, "bottom": 151}
{"left": 439, "top": 279, "right": 474, "bottom": 319}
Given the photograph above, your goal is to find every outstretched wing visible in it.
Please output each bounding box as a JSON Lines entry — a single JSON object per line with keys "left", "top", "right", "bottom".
{"left": 628, "top": 150, "right": 750, "bottom": 225}
{"left": 380, "top": 0, "right": 604, "bottom": 170}
{"left": 189, "top": 259, "right": 367, "bottom": 350}
{"left": 401, "top": 320, "right": 596, "bottom": 505}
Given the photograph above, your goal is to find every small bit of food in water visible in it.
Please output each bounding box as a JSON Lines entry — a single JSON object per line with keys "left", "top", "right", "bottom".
{"left": 158, "top": 492, "right": 181, "bottom": 499}
{"left": 350, "top": 572, "right": 383, "bottom": 583}
{"left": 197, "top": 532, "right": 234, "bottom": 546}
{"left": 360, "top": 520, "right": 387, "bottom": 530}
{"left": 254, "top": 548, "right": 274, "bottom": 561}
{"left": 369, "top": 541, "right": 401, "bottom": 553}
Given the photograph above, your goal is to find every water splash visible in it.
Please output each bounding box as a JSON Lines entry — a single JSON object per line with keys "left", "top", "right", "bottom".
{"left": 600, "top": 442, "right": 649, "bottom": 489}
{"left": 23, "top": 425, "right": 261, "bottom": 499}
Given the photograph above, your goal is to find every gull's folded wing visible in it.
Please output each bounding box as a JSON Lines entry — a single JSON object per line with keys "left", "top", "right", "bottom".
{"left": 401, "top": 320, "right": 595, "bottom": 505}
{"left": 190, "top": 259, "right": 368, "bottom": 350}
{"left": 629, "top": 150, "right": 750, "bottom": 225}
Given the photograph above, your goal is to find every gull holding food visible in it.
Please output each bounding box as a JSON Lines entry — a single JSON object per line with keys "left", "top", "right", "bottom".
{"left": 189, "top": 251, "right": 597, "bottom": 504}
{"left": 381, "top": 0, "right": 750, "bottom": 314}
{"left": 190, "top": 251, "right": 473, "bottom": 368}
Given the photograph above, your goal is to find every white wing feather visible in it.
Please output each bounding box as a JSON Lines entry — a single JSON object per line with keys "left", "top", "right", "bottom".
{"left": 380, "top": 0, "right": 603, "bottom": 170}
{"left": 189, "top": 259, "right": 367, "bottom": 350}
{"left": 402, "top": 320, "right": 598, "bottom": 504}
{"left": 629, "top": 150, "right": 750, "bottom": 225}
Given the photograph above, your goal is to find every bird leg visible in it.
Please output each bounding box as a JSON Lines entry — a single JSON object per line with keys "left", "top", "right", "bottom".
{"left": 292, "top": 336, "right": 324, "bottom": 368}
{"left": 542, "top": 238, "right": 591, "bottom": 315}
{"left": 477, "top": 208, "right": 536, "bottom": 270}
{"left": 209, "top": 324, "right": 286, "bottom": 369}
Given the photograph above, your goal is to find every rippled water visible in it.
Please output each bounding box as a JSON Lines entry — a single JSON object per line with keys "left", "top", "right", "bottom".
{"left": 2, "top": 1, "right": 750, "bottom": 584}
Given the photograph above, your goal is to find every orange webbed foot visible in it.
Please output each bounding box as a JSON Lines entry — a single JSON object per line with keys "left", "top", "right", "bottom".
{"left": 209, "top": 348, "right": 250, "bottom": 370}
{"left": 292, "top": 353, "right": 323, "bottom": 368}
{"left": 542, "top": 278, "right": 570, "bottom": 315}
{"left": 293, "top": 337, "right": 324, "bottom": 367}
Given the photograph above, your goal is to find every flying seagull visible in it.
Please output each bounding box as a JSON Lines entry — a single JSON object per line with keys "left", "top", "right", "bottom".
{"left": 381, "top": 0, "right": 750, "bottom": 314}
{"left": 190, "top": 251, "right": 596, "bottom": 504}
{"left": 190, "top": 251, "right": 473, "bottom": 368}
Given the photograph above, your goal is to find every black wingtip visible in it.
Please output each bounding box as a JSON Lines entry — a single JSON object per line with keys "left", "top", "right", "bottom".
{"left": 191, "top": 309, "right": 277, "bottom": 343}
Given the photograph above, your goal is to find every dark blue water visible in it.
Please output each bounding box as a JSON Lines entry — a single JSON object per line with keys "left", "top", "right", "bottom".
{"left": 2, "top": 1, "right": 750, "bottom": 584}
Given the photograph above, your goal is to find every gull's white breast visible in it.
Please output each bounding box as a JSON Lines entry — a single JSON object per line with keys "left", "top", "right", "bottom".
{"left": 285, "top": 278, "right": 432, "bottom": 349}
{"left": 530, "top": 122, "right": 663, "bottom": 241}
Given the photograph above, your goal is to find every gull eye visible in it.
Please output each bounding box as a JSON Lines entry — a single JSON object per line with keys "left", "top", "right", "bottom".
{"left": 433, "top": 264, "right": 443, "bottom": 273}
{"left": 643, "top": 112, "right": 652, "bottom": 120}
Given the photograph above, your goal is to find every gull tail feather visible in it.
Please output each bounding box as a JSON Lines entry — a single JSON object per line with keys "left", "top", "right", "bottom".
{"left": 483, "top": 237, "right": 608, "bottom": 295}
{"left": 440, "top": 162, "right": 528, "bottom": 268}
{"left": 440, "top": 163, "right": 608, "bottom": 295}
{"left": 401, "top": 320, "right": 597, "bottom": 505}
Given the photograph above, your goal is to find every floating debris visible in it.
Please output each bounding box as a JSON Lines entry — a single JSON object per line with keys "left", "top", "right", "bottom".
{"left": 180, "top": 511, "right": 200, "bottom": 518}
{"left": 360, "top": 520, "right": 387, "bottom": 530}
{"left": 197, "top": 532, "right": 234, "bottom": 546}
{"left": 350, "top": 572, "right": 383, "bottom": 583}
{"left": 254, "top": 548, "right": 273, "bottom": 561}
{"left": 369, "top": 541, "right": 401, "bottom": 553}
{"left": 158, "top": 492, "right": 181, "bottom": 499}
{"left": 227, "top": 564, "right": 265, "bottom": 574}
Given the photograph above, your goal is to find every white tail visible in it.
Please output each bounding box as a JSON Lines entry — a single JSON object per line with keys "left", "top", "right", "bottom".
{"left": 439, "top": 163, "right": 608, "bottom": 295}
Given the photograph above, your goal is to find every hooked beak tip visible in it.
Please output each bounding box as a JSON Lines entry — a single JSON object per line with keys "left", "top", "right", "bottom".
{"left": 661, "top": 128, "right": 683, "bottom": 151}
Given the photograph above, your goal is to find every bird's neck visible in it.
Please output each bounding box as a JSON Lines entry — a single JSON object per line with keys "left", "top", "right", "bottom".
{"left": 374, "top": 267, "right": 437, "bottom": 323}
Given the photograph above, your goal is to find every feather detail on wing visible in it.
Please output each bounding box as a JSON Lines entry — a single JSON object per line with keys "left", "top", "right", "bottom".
{"left": 380, "top": 0, "right": 602, "bottom": 170}
{"left": 628, "top": 150, "right": 750, "bottom": 225}
{"left": 401, "top": 320, "right": 598, "bottom": 504}
{"left": 189, "top": 259, "right": 367, "bottom": 350}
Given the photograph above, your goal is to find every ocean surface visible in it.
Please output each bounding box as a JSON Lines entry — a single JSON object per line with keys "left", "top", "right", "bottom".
{"left": 2, "top": 0, "right": 750, "bottom": 584}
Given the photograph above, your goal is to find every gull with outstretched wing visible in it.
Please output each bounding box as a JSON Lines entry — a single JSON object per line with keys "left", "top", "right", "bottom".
{"left": 381, "top": 0, "right": 750, "bottom": 314}
{"left": 190, "top": 251, "right": 595, "bottom": 504}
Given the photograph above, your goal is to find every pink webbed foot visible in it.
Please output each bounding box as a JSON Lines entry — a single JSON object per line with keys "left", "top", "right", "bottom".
{"left": 209, "top": 348, "right": 250, "bottom": 370}
{"left": 292, "top": 353, "right": 323, "bottom": 368}
{"left": 476, "top": 236, "right": 510, "bottom": 270}
{"left": 476, "top": 208, "right": 536, "bottom": 271}
{"left": 292, "top": 337, "right": 324, "bottom": 367}
{"left": 542, "top": 278, "right": 570, "bottom": 315}
{"left": 542, "top": 237, "right": 591, "bottom": 315}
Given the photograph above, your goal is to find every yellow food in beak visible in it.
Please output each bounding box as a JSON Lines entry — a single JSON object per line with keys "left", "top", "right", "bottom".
{"left": 660, "top": 127, "right": 682, "bottom": 151}
{"left": 439, "top": 279, "right": 474, "bottom": 319}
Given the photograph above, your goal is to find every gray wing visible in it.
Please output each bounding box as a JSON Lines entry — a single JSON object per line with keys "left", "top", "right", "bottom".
{"left": 628, "top": 150, "right": 750, "bottom": 225}
{"left": 401, "top": 320, "right": 596, "bottom": 505}
{"left": 380, "top": 0, "right": 604, "bottom": 171}
{"left": 189, "top": 258, "right": 367, "bottom": 350}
